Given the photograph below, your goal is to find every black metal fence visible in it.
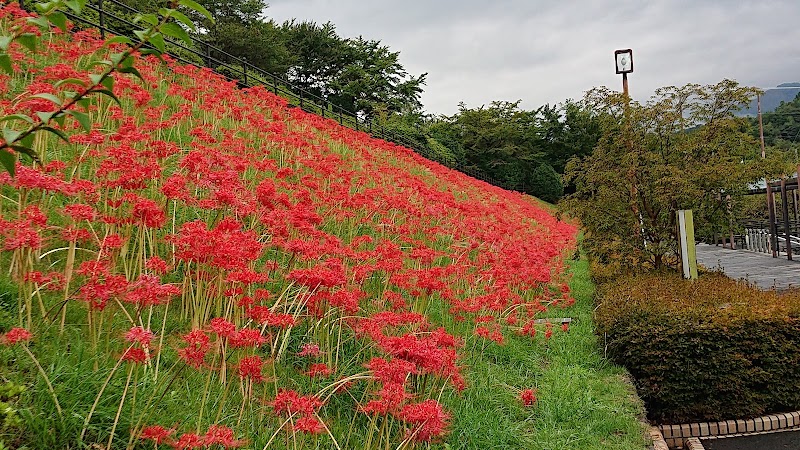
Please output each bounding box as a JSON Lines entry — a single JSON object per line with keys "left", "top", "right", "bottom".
{"left": 19, "top": 0, "right": 521, "bottom": 192}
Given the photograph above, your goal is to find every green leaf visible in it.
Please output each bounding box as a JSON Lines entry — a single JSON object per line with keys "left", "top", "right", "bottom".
{"left": 1, "top": 127, "right": 22, "bottom": 146}
{"left": 63, "top": 0, "right": 83, "bottom": 14}
{"left": 178, "top": 0, "right": 213, "bottom": 23}
{"left": 135, "top": 13, "right": 159, "bottom": 27}
{"left": 101, "top": 75, "right": 114, "bottom": 92}
{"left": 148, "top": 33, "right": 166, "bottom": 54}
{"left": 139, "top": 48, "right": 162, "bottom": 57}
{"left": 10, "top": 145, "right": 40, "bottom": 162}
{"left": 118, "top": 66, "right": 143, "bottom": 82}
{"left": 40, "top": 126, "right": 69, "bottom": 143}
{"left": 169, "top": 10, "right": 197, "bottom": 32}
{"left": 31, "top": 93, "right": 62, "bottom": 107}
{"left": 0, "top": 149, "right": 16, "bottom": 177}
{"left": 88, "top": 59, "right": 113, "bottom": 70}
{"left": 88, "top": 73, "right": 104, "bottom": 86}
{"left": 0, "top": 114, "right": 34, "bottom": 125}
{"left": 161, "top": 22, "right": 192, "bottom": 48}
{"left": 133, "top": 30, "right": 149, "bottom": 43}
{"left": 0, "top": 36, "right": 12, "bottom": 51}
{"left": 120, "top": 55, "right": 135, "bottom": 69}
{"left": 66, "top": 110, "right": 92, "bottom": 133}
{"left": 26, "top": 16, "right": 50, "bottom": 31}
{"left": 54, "top": 78, "right": 87, "bottom": 88}
{"left": 105, "top": 36, "right": 133, "bottom": 47}
{"left": 16, "top": 34, "right": 37, "bottom": 53}
{"left": 36, "top": 111, "right": 54, "bottom": 123}
{"left": 47, "top": 11, "right": 68, "bottom": 32}
{"left": 20, "top": 133, "right": 34, "bottom": 149}
{"left": 0, "top": 53, "right": 11, "bottom": 75}
{"left": 89, "top": 89, "right": 121, "bottom": 107}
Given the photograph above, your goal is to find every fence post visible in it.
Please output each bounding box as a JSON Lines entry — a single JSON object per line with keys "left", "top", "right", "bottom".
{"left": 299, "top": 90, "right": 304, "bottom": 109}
{"left": 98, "top": 0, "right": 105, "bottom": 38}
{"left": 271, "top": 74, "right": 278, "bottom": 94}
{"left": 205, "top": 42, "right": 211, "bottom": 68}
{"left": 242, "top": 58, "right": 248, "bottom": 86}
{"left": 338, "top": 110, "right": 343, "bottom": 125}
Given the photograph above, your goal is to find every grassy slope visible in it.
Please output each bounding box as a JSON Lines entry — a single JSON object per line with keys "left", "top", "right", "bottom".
{"left": 444, "top": 256, "right": 647, "bottom": 450}
{"left": 0, "top": 6, "right": 647, "bottom": 449}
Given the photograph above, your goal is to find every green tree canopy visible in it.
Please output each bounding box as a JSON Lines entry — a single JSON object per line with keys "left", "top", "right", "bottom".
{"left": 562, "top": 80, "right": 791, "bottom": 271}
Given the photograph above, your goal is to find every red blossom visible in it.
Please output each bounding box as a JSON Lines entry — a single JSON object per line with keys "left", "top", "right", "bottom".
{"left": 396, "top": 399, "right": 451, "bottom": 442}
{"left": 1, "top": 328, "right": 32, "bottom": 345}
{"left": 520, "top": 388, "right": 537, "bottom": 406}
{"left": 140, "top": 425, "right": 175, "bottom": 444}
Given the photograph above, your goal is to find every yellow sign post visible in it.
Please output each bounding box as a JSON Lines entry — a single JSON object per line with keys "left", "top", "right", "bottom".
{"left": 677, "top": 210, "right": 698, "bottom": 280}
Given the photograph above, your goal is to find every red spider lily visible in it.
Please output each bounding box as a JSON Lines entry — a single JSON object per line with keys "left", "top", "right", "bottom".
{"left": 237, "top": 355, "right": 265, "bottom": 382}
{"left": 396, "top": 399, "right": 451, "bottom": 442}
{"left": 121, "top": 347, "right": 149, "bottom": 364}
{"left": 297, "top": 343, "right": 321, "bottom": 357}
{"left": 366, "top": 357, "right": 417, "bottom": 385}
{"left": 1, "top": 328, "right": 32, "bottom": 345}
{"left": 125, "top": 274, "right": 180, "bottom": 307}
{"left": 145, "top": 256, "right": 170, "bottom": 275}
{"left": 520, "top": 388, "right": 538, "bottom": 406}
{"left": 209, "top": 318, "right": 237, "bottom": 339}
{"left": 203, "top": 425, "right": 247, "bottom": 447}
{"left": 360, "top": 382, "right": 411, "bottom": 415}
{"left": 228, "top": 328, "right": 267, "bottom": 348}
{"left": 292, "top": 416, "right": 325, "bottom": 435}
{"left": 306, "top": 363, "right": 332, "bottom": 378}
{"left": 246, "top": 306, "right": 296, "bottom": 328}
{"left": 270, "top": 389, "right": 323, "bottom": 416}
{"left": 178, "top": 329, "right": 211, "bottom": 369}
{"left": 170, "top": 432, "right": 204, "bottom": 450}
{"left": 140, "top": 425, "right": 176, "bottom": 444}
{"left": 124, "top": 326, "right": 154, "bottom": 346}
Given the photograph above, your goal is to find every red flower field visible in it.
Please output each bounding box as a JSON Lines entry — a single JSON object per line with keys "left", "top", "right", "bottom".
{"left": 0, "top": 2, "right": 578, "bottom": 448}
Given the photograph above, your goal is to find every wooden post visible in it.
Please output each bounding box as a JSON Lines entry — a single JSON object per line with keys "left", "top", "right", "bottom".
{"left": 782, "top": 178, "right": 792, "bottom": 260}
{"left": 767, "top": 183, "right": 778, "bottom": 258}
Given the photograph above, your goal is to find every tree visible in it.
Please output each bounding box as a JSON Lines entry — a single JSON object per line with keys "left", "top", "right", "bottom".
{"left": 562, "top": 80, "right": 791, "bottom": 271}
{"left": 529, "top": 163, "right": 563, "bottom": 203}
{"left": 281, "top": 21, "right": 425, "bottom": 119}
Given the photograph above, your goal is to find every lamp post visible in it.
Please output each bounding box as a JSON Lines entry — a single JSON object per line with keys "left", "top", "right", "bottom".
{"left": 614, "top": 49, "right": 633, "bottom": 97}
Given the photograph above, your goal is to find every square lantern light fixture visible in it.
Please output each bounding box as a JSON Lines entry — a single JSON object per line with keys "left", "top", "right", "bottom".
{"left": 615, "top": 49, "right": 633, "bottom": 74}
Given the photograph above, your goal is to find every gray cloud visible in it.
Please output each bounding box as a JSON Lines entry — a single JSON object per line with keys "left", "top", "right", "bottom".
{"left": 265, "top": 0, "right": 800, "bottom": 115}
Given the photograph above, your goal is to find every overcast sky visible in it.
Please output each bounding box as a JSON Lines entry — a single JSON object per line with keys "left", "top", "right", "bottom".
{"left": 264, "top": 0, "right": 800, "bottom": 116}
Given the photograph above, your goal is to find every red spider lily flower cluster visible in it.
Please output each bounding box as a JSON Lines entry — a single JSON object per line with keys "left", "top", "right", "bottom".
{"left": 520, "top": 388, "right": 538, "bottom": 406}
{"left": 270, "top": 389, "right": 327, "bottom": 435}
{"left": 1, "top": 328, "right": 32, "bottom": 345}
{"left": 140, "top": 424, "right": 246, "bottom": 449}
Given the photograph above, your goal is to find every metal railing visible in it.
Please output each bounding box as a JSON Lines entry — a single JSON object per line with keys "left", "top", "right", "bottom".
{"left": 19, "top": 0, "right": 522, "bottom": 193}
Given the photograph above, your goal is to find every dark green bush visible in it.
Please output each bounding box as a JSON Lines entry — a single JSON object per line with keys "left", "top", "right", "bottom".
{"left": 595, "top": 272, "right": 800, "bottom": 424}
{"left": 529, "top": 163, "right": 563, "bottom": 203}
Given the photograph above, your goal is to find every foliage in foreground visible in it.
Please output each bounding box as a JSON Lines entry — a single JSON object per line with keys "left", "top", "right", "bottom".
{"left": 595, "top": 272, "right": 800, "bottom": 424}
{"left": 0, "top": 4, "right": 644, "bottom": 449}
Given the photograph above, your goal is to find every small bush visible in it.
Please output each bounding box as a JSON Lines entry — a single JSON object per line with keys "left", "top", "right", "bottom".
{"left": 595, "top": 272, "right": 800, "bottom": 424}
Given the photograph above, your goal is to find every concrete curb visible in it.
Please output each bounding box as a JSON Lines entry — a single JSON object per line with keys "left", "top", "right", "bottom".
{"left": 657, "top": 410, "right": 800, "bottom": 448}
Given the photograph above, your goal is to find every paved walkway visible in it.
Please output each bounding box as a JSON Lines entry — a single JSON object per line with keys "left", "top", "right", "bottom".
{"left": 696, "top": 244, "right": 800, "bottom": 291}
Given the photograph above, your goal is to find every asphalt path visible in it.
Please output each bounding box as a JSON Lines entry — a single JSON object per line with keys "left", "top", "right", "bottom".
{"left": 695, "top": 244, "right": 800, "bottom": 291}
{"left": 702, "top": 429, "right": 800, "bottom": 449}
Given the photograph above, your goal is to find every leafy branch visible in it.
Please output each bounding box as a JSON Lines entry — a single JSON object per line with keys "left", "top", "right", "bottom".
{"left": 0, "top": 0, "right": 213, "bottom": 176}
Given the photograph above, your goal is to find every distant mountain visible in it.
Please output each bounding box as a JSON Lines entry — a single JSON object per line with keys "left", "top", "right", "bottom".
{"left": 737, "top": 82, "right": 800, "bottom": 116}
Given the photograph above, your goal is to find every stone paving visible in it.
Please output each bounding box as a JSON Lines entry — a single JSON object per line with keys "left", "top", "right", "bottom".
{"left": 695, "top": 243, "right": 800, "bottom": 291}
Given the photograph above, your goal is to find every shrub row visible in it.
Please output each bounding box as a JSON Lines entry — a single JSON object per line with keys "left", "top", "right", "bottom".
{"left": 595, "top": 272, "right": 800, "bottom": 424}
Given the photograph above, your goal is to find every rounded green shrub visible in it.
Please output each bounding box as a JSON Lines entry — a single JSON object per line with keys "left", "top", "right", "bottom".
{"left": 595, "top": 273, "right": 800, "bottom": 424}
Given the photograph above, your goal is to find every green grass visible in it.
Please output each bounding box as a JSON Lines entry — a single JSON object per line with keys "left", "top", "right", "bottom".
{"left": 442, "top": 256, "right": 648, "bottom": 450}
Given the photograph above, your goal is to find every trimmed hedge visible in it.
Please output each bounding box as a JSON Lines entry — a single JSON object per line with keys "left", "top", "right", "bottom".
{"left": 595, "top": 272, "right": 800, "bottom": 424}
